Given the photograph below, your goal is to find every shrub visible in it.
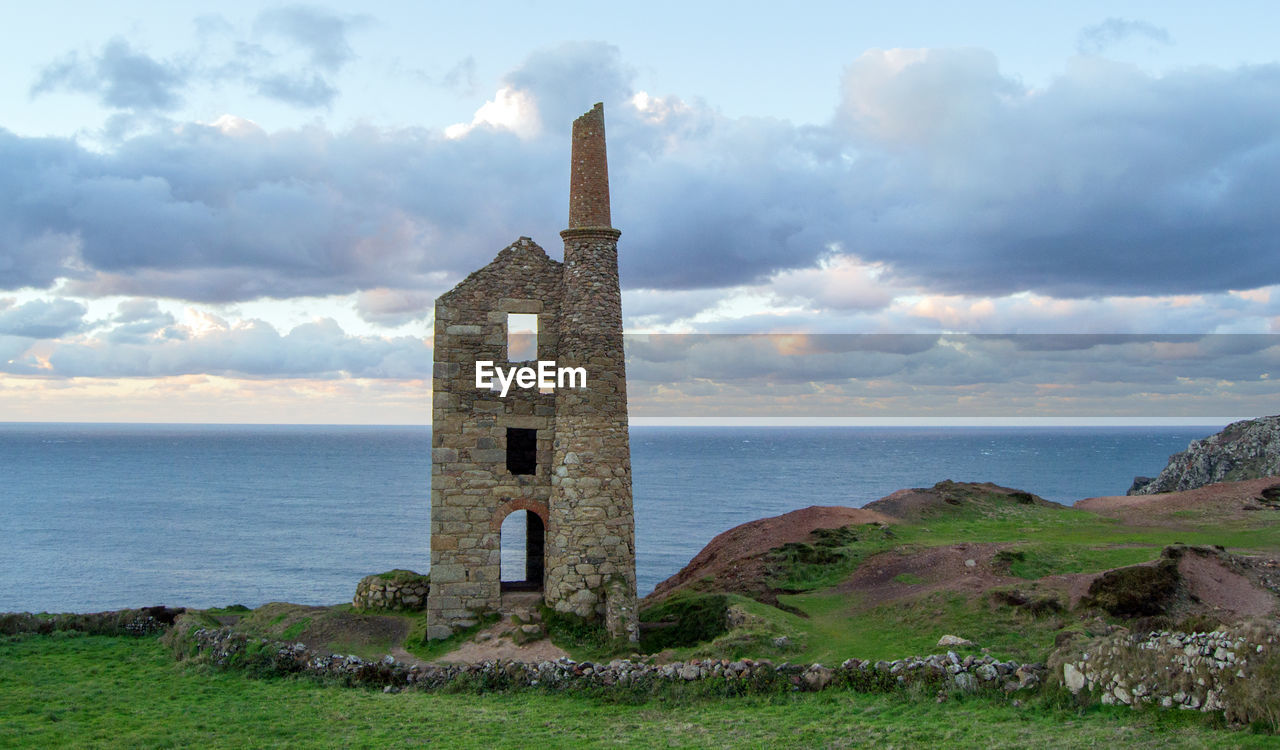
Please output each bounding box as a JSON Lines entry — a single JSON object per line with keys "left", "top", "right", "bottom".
{"left": 639, "top": 593, "right": 729, "bottom": 651}
{"left": 1083, "top": 559, "right": 1179, "bottom": 617}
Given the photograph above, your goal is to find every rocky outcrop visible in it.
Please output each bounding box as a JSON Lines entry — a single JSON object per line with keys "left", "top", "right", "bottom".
{"left": 1130, "top": 416, "right": 1280, "bottom": 494}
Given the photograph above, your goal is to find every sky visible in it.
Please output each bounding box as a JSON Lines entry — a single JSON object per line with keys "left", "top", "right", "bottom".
{"left": 2, "top": 1, "right": 1279, "bottom": 424}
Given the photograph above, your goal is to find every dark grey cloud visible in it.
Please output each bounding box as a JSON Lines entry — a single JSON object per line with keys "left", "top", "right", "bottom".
{"left": 0, "top": 298, "right": 87, "bottom": 339}
{"left": 103, "top": 299, "right": 179, "bottom": 344}
{"left": 1078, "top": 18, "right": 1172, "bottom": 54}
{"left": 30, "top": 37, "right": 187, "bottom": 111}
{"left": 9, "top": 317, "right": 427, "bottom": 379}
{"left": 829, "top": 50, "right": 1280, "bottom": 298}
{"left": 622, "top": 334, "right": 1280, "bottom": 417}
{"left": 10, "top": 43, "right": 1280, "bottom": 307}
{"left": 503, "top": 42, "right": 634, "bottom": 128}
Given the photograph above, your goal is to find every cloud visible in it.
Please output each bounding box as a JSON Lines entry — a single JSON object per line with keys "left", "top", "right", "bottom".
{"left": 31, "top": 6, "right": 367, "bottom": 111}
{"left": 14, "top": 314, "right": 428, "bottom": 379}
{"left": 831, "top": 49, "right": 1280, "bottom": 298}
{"left": 502, "top": 42, "right": 634, "bottom": 134}
{"left": 768, "top": 254, "right": 895, "bottom": 312}
{"left": 30, "top": 37, "right": 188, "bottom": 111}
{"left": 442, "top": 57, "right": 478, "bottom": 96}
{"left": 254, "top": 5, "right": 367, "bottom": 73}
{"left": 0, "top": 298, "right": 87, "bottom": 339}
{"left": 103, "top": 299, "right": 179, "bottom": 344}
{"left": 1077, "top": 18, "right": 1172, "bottom": 54}
{"left": 11, "top": 43, "right": 1280, "bottom": 309}
{"left": 252, "top": 73, "right": 337, "bottom": 108}
{"left": 355, "top": 288, "right": 436, "bottom": 326}
{"left": 246, "top": 4, "right": 370, "bottom": 107}
{"left": 621, "top": 333, "right": 1280, "bottom": 418}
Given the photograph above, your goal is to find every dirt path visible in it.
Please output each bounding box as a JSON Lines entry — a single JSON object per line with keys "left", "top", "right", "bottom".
{"left": 428, "top": 634, "right": 569, "bottom": 664}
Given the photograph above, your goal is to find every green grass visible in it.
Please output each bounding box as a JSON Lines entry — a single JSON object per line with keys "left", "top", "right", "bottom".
{"left": 742, "top": 496, "right": 1280, "bottom": 667}
{"left": 3, "top": 634, "right": 1274, "bottom": 749}
{"left": 401, "top": 612, "right": 499, "bottom": 662}
{"left": 765, "top": 524, "right": 897, "bottom": 592}
{"left": 280, "top": 618, "right": 311, "bottom": 641}
{"left": 634, "top": 491, "right": 1280, "bottom": 671}
{"left": 371, "top": 569, "right": 429, "bottom": 585}
{"left": 775, "top": 590, "right": 1067, "bottom": 664}
{"left": 1001, "top": 544, "right": 1163, "bottom": 580}
{"left": 888, "top": 503, "right": 1280, "bottom": 556}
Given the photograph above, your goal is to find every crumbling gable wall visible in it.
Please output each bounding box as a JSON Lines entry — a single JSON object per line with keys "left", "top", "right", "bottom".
{"left": 426, "top": 237, "right": 562, "bottom": 638}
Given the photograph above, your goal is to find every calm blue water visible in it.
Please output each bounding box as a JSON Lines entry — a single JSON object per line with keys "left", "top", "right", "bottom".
{"left": 0, "top": 423, "right": 1214, "bottom": 612}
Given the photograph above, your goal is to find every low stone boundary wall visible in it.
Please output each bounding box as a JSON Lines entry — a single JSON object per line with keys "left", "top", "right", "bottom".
{"left": 0, "top": 607, "right": 185, "bottom": 637}
{"left": 1054, "top": 623, "right": 1279, "bottom": 717}
{"left": 177, "top": 623, "right": 1044, "bottom": 695}
{"left": 352, "top": 571, "right": 429, "bottom": 612}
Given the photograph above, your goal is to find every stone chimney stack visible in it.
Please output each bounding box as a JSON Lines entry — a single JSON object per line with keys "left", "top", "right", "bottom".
{"left": 551, "top": 103, "right": 637, "bottom": 641}
{"left": 567, "top": 102, "right": 612, "bottom": 230}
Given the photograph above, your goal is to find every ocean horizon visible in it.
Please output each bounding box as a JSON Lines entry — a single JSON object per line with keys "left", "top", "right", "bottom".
{"left": 0, "top": 422, "right": 1219, "bottom": 613}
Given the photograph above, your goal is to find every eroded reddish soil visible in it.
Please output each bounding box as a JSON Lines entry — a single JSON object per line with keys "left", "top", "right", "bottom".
{"left": 1076, "top": 476, "right": 1280, "bottom": 528}
{"left": 643, "top": 505, "right": 894, "bottom": 607}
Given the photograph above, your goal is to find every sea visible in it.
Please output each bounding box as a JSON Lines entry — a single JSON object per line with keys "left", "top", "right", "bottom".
{"left": 0, "top": 423, "right": 1216, "bottom": 613}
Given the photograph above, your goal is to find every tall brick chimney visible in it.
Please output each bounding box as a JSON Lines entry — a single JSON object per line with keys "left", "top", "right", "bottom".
{"left": 567, "top": 102, "right": 612, "bottom": 230}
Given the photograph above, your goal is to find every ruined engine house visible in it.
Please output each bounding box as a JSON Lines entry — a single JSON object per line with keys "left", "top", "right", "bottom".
{"left": 426, "top": 103, "right": 637, "bottom": 641}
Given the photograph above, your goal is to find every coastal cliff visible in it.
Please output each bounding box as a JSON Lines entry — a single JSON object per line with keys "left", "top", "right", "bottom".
{"left": 1130, "top": 415, "right": 1280, "bottom": 495}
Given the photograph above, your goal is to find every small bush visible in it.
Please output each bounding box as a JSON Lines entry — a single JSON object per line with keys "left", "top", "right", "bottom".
{"left": 990, "top": 588, "right": 1063, "bottom": 616}
{"left": 540, "top": 606, "right": 619, "bottom": 657}
{"left": 992, "top": 549, "right": 1026, "bottom": 573}
{"left": 1083, "top": 559, "right": 1179, "bottom": 617}
{"left": 639, "top": 593, "right": 729, "bottom": 652}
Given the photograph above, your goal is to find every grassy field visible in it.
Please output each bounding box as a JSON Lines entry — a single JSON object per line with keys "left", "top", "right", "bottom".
{"left": 2, "top": 633, "right": 1274, "bottom": 749}
{"left": 707, "top": 493, "right": 1280, "bottom": 666}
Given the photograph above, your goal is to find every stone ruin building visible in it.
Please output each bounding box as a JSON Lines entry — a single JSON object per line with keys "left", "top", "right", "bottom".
{"left": 426, "top": 103, "right": 637, "bottom": 641}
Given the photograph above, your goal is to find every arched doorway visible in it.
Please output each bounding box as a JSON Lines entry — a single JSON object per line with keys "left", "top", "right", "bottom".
{"left": 499, "top": 509, "right": 545, "bottom": 592}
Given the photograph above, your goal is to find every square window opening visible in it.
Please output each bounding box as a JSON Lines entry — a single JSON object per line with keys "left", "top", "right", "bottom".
{"left": 506, "top": 428, "right": 537, "bottom": 475}
{"left": 507, "top": 313, "right": 538, "bottom": 362}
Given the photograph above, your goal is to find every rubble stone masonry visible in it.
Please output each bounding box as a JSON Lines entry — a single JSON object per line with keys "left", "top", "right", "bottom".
{"left": 427, "top": 103, "right": 637, "bottom": 641}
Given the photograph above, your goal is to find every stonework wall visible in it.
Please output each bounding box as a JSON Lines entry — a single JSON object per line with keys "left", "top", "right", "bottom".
{"left": 427, "top": 238, "right": 562, "bottom": 639}
{"left": 548, "top": 227, "right": 636, "bottom": 638}
{"left": 427, "top": 102, "right": 637, "bottom": 642}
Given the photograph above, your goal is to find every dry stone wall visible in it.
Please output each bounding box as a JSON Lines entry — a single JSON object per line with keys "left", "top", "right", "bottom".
{"left": 1054, "top": 622, "right": 1279, "bottom": 717}
{"left": 177, "top": 621, "right": 1046, "bottom": 697}
{"left": 353, "top": 571, "right": 430, "bottom": 612}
